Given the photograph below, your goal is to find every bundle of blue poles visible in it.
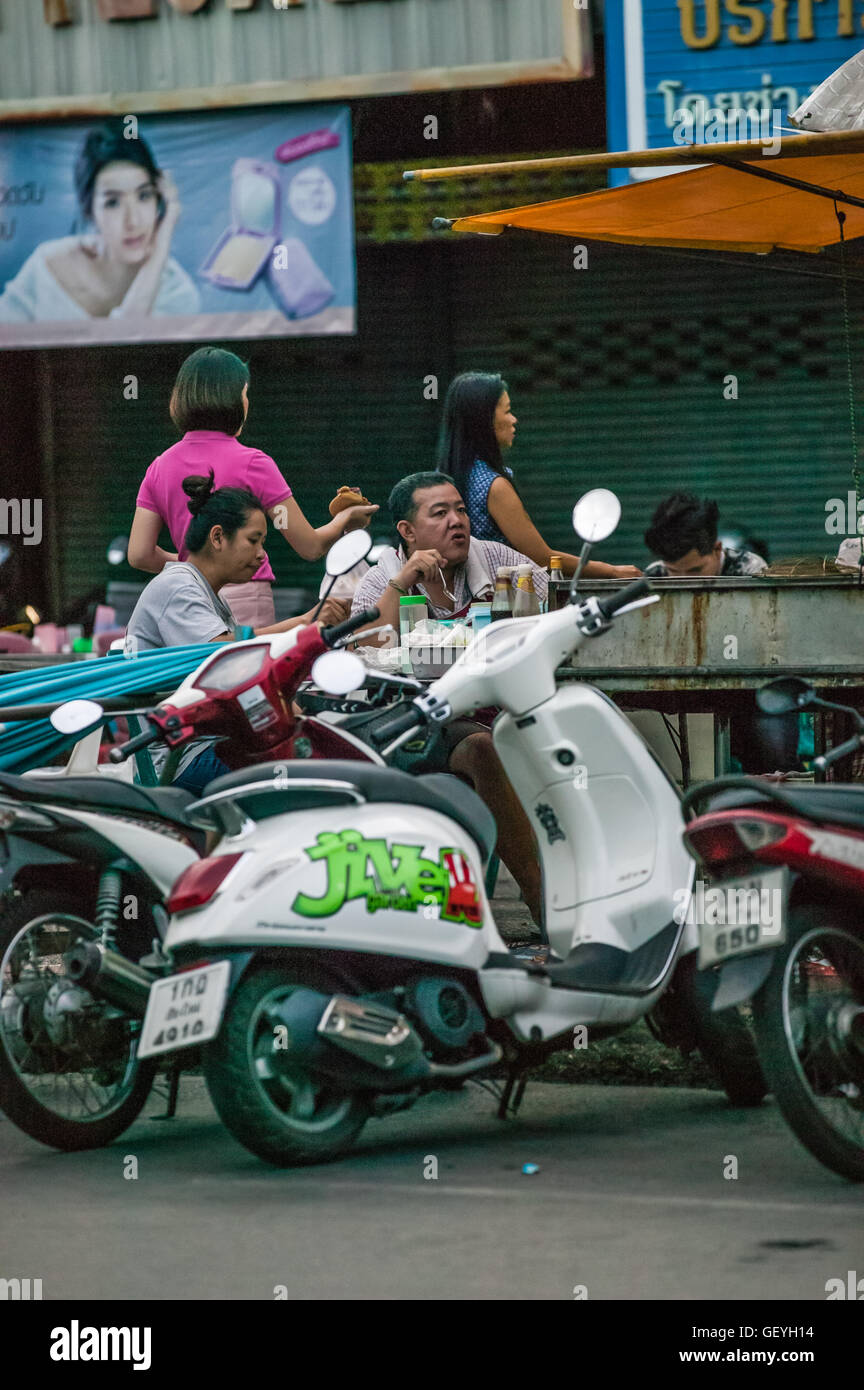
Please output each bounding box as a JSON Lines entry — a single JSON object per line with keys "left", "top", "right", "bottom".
{"left": 0, "top": 644, "right": 216, "bottom": 772}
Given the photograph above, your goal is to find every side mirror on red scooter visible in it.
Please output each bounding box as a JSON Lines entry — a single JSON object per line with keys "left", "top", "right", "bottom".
{"left": 756, "top": 677, "right": 817, "bottom": 716}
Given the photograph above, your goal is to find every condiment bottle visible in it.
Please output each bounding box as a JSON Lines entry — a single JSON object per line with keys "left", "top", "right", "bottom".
{"left": 547, "top": 554, "right": 563, "bottom": 613}
{"left": 490, "top": 566, "right": 514, "bottom": 621}
{"left": 512, "top": 564, "right": 540, "bottom": 618}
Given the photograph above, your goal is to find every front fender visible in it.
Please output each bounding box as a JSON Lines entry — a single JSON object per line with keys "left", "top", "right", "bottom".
{"left": 711, "top": 952, "right": 775, "bottom": 1013}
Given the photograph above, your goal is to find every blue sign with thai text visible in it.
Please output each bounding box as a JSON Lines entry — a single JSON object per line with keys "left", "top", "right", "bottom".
{"left": 605, "top": 0, "right": 864, "bottom": 184}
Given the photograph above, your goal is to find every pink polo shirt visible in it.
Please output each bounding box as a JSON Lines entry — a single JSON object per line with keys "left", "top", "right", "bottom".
{"left": 136, "top": 430, "right": 292, "bottom": 583}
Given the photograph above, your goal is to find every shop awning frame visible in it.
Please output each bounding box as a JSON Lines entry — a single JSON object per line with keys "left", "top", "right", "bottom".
{"left": 404, "top": 130, "right": 864, "bottom": 258}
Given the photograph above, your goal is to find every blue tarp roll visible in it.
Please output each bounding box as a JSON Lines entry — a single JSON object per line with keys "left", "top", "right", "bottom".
{"left": 0, "top": 645, "right": 216, "bottom": 772}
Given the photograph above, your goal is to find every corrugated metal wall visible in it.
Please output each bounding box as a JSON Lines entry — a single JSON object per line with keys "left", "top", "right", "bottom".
{"left": 450, "top": 235, "right": 864, "bottom": 568}
{"left": 25, "top": 231, "right": 864, "bottom": 611}
{"left": 0, "top": 0, "right": 577, "bottom": 102}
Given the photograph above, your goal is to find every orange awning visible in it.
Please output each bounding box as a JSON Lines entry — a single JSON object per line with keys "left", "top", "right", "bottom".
{"left": 451, "top": 153, "right": 864, "bottom": 255}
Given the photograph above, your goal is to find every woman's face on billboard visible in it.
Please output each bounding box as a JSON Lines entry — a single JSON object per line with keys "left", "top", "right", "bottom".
{"left": 91, "top": 161, "right": 160, "bottom": 265}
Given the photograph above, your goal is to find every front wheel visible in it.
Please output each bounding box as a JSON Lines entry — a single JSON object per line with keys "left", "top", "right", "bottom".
{"left": 203, "top": 964, "right": 370, "bottom": 1167}
{"left": 753, "top": 900, "right": 864, "bottom": 1181}
{"left": 0, "top": 889, "right": 155, "bottom": 1151}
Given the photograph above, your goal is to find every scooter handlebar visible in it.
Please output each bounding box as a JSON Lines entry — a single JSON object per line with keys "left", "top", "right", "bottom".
{"left": 595, "top": 577, "right": 652, "bottom": 621}
{"left": 369, "top": 704, "right": 423, "bottom": 748}
{"left": 814, "top": 732, "right": 864, "bottom": 771}
{"left": 321, "top": 607, "right": 380, "bottom": 647}
{"left": 108, "top": 725, "right": 160, "bottom": 764}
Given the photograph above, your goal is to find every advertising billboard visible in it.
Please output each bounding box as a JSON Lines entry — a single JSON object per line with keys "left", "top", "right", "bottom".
{"left": 0, "top": 103, "right": 355, "bottom": 346}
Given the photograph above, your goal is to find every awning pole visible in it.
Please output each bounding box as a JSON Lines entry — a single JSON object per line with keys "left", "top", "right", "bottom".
{"left": 834, "top": 201, "right": 864, "bottom": 566}
{"left": 402, "top": 129, "right": 864, "bottom": 181}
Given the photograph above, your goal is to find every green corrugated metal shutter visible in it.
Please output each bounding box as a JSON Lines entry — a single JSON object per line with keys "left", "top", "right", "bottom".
{"left": 448, "top": 235, "right": 864, "bottom": 567}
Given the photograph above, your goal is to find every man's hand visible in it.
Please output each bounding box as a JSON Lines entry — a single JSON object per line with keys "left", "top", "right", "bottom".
{"left": 611, "top": 565, "right": 643, "bottom": 579}
{"left": 397, "top": 548, "right": 445, "bottom": 589}
{"left": 316, "top": 596, "right": 352, "bottom": 627}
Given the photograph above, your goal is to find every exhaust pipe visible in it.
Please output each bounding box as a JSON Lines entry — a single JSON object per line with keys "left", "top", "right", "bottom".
{"left": 64, "top": 941, "right": 154, "bottom": 1018}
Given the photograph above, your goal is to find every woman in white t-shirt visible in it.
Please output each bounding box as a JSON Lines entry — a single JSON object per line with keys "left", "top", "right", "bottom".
{"left": 0, "top": 120, "right": 199, "bottom": 323}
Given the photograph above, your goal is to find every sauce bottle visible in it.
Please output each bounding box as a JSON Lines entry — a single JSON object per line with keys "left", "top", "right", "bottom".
{"left": 490, "top": 566, "right": 514, "bottom": 621}
{"left": 512, "top": 564, "right": 540, "bottom": 618}
{"left": 547, "top": 554, "right": 563, "bottom": 612}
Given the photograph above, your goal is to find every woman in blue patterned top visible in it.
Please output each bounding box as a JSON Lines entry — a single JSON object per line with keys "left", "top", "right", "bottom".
{"left": 437, "top": 371, "right": 640, "bottom": 579}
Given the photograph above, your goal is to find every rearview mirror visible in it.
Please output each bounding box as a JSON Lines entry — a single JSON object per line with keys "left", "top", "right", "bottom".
{"left": 50, "top": 699, "right": 105, "bottom": 736}
{"left": 756, "top": 677, "right": 816, "bottom": 716}
{"left": 572, "top": 489, "right": 621, "bottom": 543}
{"left": 311, "top": 651, "right": 366, "bottom": 696}
{"left": 325, "top": 530, "right": 372, "bottom": 578}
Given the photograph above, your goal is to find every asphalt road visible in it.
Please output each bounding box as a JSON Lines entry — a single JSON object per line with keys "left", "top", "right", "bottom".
{"left": 2, "top": 1076, "right": 862, "bottom": 1301}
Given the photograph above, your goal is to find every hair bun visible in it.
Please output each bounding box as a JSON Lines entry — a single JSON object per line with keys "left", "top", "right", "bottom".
{"left": 182, "top": 470, "right": 216, "bottom": 517}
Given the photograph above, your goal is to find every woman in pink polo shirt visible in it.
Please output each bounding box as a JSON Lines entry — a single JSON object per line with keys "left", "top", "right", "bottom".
{"left": 128, "top": 346, "right": 376, "bottom": 626}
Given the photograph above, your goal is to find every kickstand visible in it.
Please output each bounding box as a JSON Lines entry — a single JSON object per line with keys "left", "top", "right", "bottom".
{"left": 496, "top": 1073, "right": 528, "bottom": 1121}
{"left": 150, "top": 1063, "right": 180, "bottom": 1121}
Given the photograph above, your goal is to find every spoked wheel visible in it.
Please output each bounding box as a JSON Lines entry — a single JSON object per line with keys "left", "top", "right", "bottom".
{"left": 0, "top": 890, "right": 154, "bottom": 1151}
{"left": 753, "top": 900, "right": 864, "bottom": 1181}
{"left": 203, "top": 965, "right": 370, "bottom": 1167}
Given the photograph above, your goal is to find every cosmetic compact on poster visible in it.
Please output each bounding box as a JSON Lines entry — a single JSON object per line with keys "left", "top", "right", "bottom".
{"left": 200, "top": 159, "right": 280, "bottom": 291}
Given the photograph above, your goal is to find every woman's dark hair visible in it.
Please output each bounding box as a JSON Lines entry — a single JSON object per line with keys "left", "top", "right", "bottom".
{"left": 437, "top": 372, "right": 510, "bottom": 494}
{"left": 170, "top": 347, "right": 250, "bottom": 436}
{"left": 182, "top": 471, "right": 264, "bottom": 553}
{"left": 644, "top": 492, "right": 720, "bottom": 563}
{"left": 74, "top": 119, "right": 162, "bottom": 223}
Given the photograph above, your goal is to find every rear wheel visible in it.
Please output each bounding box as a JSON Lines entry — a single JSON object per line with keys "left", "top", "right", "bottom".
{"left": 662, "top": 952, "right": 767, "bottom": 1107}
{"left": 753, "top": 900, "right": 864, "bottom": 1181}
{"left": 203, "top": 964, "right": 369, "bottom": 1167}
{"left": 0, "top": 889, "right": 154, "bottom": 1151}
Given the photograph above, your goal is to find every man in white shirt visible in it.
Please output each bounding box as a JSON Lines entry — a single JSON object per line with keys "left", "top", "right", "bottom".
{"left": 351, "top": 471, "right": 546, "bottom": 627}
{"left": 350, "top": 471, "right": 544, "bottom": 928}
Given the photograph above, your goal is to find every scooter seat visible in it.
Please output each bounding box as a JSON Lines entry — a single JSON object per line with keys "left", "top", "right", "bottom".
{"left": 702, "top": 782, "right": 864, "bottom": 832}
{"left": 200, "top": 759, "right": 498, "bottom": 864}
{"left": 0, "top": 769, "right": 197, "bottom": 831}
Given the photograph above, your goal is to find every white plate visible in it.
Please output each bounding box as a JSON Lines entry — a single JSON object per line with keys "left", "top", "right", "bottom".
{"left": 138, "top": 960, "right": 230, "bottom": 1059}
{"left": 697, "top": 867, "right": 789, "bottom": 969}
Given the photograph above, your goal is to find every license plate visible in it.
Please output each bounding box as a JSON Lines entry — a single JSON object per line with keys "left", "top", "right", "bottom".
{"left": 138, "top": 961, "right": 230, "bottom": 1059}
{"left": 697, "top": 867, "right": 789, "bottom": 969}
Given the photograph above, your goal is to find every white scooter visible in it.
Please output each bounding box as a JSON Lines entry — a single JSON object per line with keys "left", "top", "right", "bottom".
{"left": 136, "top": 491, "right": 764, "bottom": 1166}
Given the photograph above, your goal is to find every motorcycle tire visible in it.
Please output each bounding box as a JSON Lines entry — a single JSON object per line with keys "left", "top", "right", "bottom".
{"left": 675, "top": 952, "right": 768, "bottom": 1107}
{"left": 752, "top": 900, "right": 864, "bottom": 1182}
{"left": 0, "top": 888, "right": 155, "bottom": 1151}
{"left": 203, "top": 963, "right": 370, "bottom": 1167}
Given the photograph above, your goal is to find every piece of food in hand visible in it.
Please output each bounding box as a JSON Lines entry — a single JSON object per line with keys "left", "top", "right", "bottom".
{"left": 329, "top": 484, "right": 371, "bottom": 527}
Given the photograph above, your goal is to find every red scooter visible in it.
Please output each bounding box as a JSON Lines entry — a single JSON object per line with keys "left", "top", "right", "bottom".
{"left": 681, "top": 676, "right": 864, "bottom": 1181}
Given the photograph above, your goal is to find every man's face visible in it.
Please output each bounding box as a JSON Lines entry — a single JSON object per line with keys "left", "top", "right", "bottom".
{"left": 399, "top": 484, "right": 471, "bottom": 563}
{"left": 660, "top": 541, "right": 724, "bottom": 577}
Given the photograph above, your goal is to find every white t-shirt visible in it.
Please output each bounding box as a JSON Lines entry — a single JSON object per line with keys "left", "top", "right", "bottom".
{"left": 0, "top": 237, "right": 200, "bottom": 322}
{"left": 124, "top": 562, "right": 235, "bottom": 780}
{"left": 126, "top": 562, "right": 235, "bottom": 653}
